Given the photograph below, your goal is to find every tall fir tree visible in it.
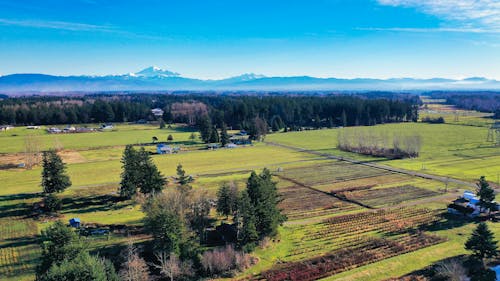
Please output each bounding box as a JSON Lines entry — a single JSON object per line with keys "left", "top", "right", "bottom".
{"left": 237, "top": 190, "right": 258, "bottom": 247}
{"left": 119, "top": 145, "right": 139, "bottom": 198}
{"left": 143, "top": 199, "right": 184, "bottom": 254}
{"left": 341, "top": 109, "right": 348, "bottom": 127}
{"left": 476, "top": 176, "right": 496, "bottom": 213}
{"left": 246, "top": 169, "right": 286, "bottom": 238}
{"left": 197, "top": 116, "right": 212, "bottom": 143}
{"left": 136, "top": 148, "right": 166, "bottom": 195}
{"left": 465, "top": 222, "right": 498, "bottom": 261}
{"left": 220, "top": 123, "right": 229, "bottom": 147}
{"left": 176, "top": 164, "right": 192, "bottom": 187}
{"left": 209, "top": 126, "right": 219, "bottom": 143}
{"left": 41, "top": 150, "right": 72, "bottom": 194}
{"left": 119, "top": 146, "right": 166, "bottom": 198}
{"left": 216, "top": 183, "right": 232, "bottom": 218}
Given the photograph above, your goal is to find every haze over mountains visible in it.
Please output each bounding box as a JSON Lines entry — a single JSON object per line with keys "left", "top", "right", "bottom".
{"left": 1, "top": 66, "right": 499, "bottom": 93}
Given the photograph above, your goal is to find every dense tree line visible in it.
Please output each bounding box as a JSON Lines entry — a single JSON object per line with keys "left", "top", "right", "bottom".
{"left": 427, "top": 91, "right": 500, "bottom": 117}
{"left": 0, "top": 94, "right": 418, "bottom": 128}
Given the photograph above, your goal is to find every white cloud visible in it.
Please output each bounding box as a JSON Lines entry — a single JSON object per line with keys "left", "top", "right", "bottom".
{"left": 0, "top": 18, "right": 114, "bottom": 32}
{"left": 0, "top": 18, "right": 166, "bottom": 40}
{"left": 357, "top": 26, "right": 499, "bottom": 33}
{"left": 377, "top": 0, "right": 500, "bottom": 30}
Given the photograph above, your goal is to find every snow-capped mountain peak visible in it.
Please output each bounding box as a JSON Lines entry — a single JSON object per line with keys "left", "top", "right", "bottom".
{"left": 133, "top": 66, "right": 180, "bottom": 78}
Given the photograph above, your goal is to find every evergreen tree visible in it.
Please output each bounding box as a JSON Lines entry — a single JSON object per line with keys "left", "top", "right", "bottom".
{"left": 40, "top": 252, "right": 113, "bottom": 281}
{"left": 476, "top": 176, "right": 496, "bottom": 213}
{"left": 249, "top": 117, "right": 268, "bottom": 141}
{"left": 209, "top": 126, "right": 219, "bottom": 143}
{"left": 176, "top": 164, "right": 192, "bottom": 187}
{"left": 271, "top": 116, "right": 282, "bottom": 132}
{"left": 159, "top": 119, "right": 166, "bottom": 129}
{"left": 341, "top": 109, "right": 347, "bottom": 127}
{"left": 136, "top": 148, "right": 166, "bottom": 195}
{"left": 220, "top": 123, "right": 229, "bottom": 147}
{"left": 216, "top": 183, "right": 232, "bottom": 218}
{"left": 465, "top": 222, "right": 498, "bottom": 261}
{"left": 37, "top": 221, "right": 86, "bottom": 277}
{"left": 41, "top": 150, "right": 72, "bottom": 194}
{"left": 144, "top": 204, "right": 184, "bottom": 254}
{"left": 237, "top": 191, "right": 258, "bottom": 247}
{"left": 246, "top": 169, "right": 286, "bottom": 238}
{"left": 328, "top": 117, "right": 334, "bottom": 128}
{"left": 42, "top": 194, "right": 62, "bottom": 213}
{"left": 119, "top": 145, "right": 139, "bottom": 199}
{"left": 314, "top": 114, "right": 321, "bottom": 128}
{"left": 120, "top": 146, "right": 166, "bottom": 198}
{"left": 197, "top": 116, "right": 212, "bottom": 143}
{"left": 189, "top": 132, "right": 197, "bottom": 142}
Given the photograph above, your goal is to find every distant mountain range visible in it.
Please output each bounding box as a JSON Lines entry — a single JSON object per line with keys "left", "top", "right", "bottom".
{"left": 1, "top": 66, "right": 499, "bottom": 93}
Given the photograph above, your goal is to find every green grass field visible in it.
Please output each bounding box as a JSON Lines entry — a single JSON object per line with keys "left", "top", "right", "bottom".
{"left": 0, "top": 117, "right": 499, "bottom": 281}
{"left": 0, "top": 124, "right": 199, "bottom": 154}
{"left": 266, "top": 123, "right": 500, "bottom": 182}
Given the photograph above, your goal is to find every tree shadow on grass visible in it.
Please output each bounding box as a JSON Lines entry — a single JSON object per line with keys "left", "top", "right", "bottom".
{"left": 0, "top": 236, "right": 38, "bottom": 249}
{"left": 60, "top": 195, "right": 133, "bottom": 215}
{"left": 425, "top": 212, "right": 473, "bottom": 233}
{"left": 0, "top": 193, "right": 41, "bottom": 202}
{"left": 0, "top": 201, "right": 32, "bottom": 218}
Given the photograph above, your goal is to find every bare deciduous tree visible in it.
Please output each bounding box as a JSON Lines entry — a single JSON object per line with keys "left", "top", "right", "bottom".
{"left": 24, "top": 134, "right": 41, "bottom": 169}
{"left": 434, "top": 259, "right": 468, "bottom": 281}
{"left": 151, "top": 252, "right": 181, "bottom": 281}
{"left": 119, "top": 241, "right": 150, "bottom": 281}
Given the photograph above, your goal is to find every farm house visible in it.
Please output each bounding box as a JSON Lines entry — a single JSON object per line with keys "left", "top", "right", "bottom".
{"left": 447, "top": 190, "right": 498, "bottom": 217}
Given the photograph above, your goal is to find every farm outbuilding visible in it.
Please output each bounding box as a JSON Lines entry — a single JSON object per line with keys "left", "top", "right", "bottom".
{"left": 157, "top": 144, "right": 173, "bottom": 154}
{"left": 69, "top": 218, "right": 81, "bottom": 228}
{"left": 151, "top": 108, "right": 164, "bottom": 117}
{"left": 0, "top": 125, "right": 14, "bottom": 131}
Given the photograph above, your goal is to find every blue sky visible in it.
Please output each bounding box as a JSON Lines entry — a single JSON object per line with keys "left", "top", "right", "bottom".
{"left": 0, "top": 0, "right": 499, "bottom": 79}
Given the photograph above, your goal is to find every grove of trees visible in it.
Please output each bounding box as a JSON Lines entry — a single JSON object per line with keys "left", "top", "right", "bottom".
{"left": 0, "top": 94, "right": 418, "bottom": 130}
{"left": 337, "top": 129, "right": 422, "bottom": 158}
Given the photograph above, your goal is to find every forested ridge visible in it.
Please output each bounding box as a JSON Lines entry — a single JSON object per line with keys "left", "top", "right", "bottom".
{"left": 0, "top": 94, "right": 418, "bottom": 128}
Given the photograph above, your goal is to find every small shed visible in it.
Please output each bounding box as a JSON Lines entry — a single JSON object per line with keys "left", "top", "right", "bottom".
{"left": 157, "top": 144, "right": 173, "bottom": 154}
{"left": 69, "top": 218, "right": 81, "bottom": 228}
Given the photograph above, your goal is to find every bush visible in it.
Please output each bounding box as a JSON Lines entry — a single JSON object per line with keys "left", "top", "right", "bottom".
{"left": 43, "top": 194, "right": 62, "bottom": 213}
{"left": 200, "top": 245, "right": 253, "bottom": 276}
{"left": 422, "top": 116, "right": 445, "bottom": 124}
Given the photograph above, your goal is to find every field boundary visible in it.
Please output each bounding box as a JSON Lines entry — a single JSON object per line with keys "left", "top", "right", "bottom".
{"left": 264, "top": 141, "right": 476, "bottom": 188}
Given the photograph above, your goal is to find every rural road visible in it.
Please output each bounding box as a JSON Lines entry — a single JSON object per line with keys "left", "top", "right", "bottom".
{"left": 265, "top": 141, "right": 478, "bottom": 189}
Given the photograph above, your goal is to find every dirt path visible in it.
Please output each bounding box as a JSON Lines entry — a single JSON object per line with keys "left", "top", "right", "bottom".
{"left": 265, "top": 141, "right": 477, "bottom": 188}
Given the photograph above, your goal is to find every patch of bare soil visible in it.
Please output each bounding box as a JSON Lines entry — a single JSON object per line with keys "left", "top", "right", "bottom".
{"left": 0, "top": 150, "right": 87, "bottom": 169}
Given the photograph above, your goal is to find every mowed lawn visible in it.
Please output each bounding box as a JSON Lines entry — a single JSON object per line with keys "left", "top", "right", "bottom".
{"left": 266, "top": 123, "right": 500, "bottom": 182}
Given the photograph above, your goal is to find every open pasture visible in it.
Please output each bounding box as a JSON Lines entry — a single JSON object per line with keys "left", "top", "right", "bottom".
{"left": 266, "top": 123, "right": 500, "bottom": 182}
{"left": 419, "top": 100, "right": 494, "bottom": 128}
{"left": 334, "top": 185, "right": 441, "bottom": 208}
{"left": 0, "top": 124, "right": 199, "bottom": 154}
